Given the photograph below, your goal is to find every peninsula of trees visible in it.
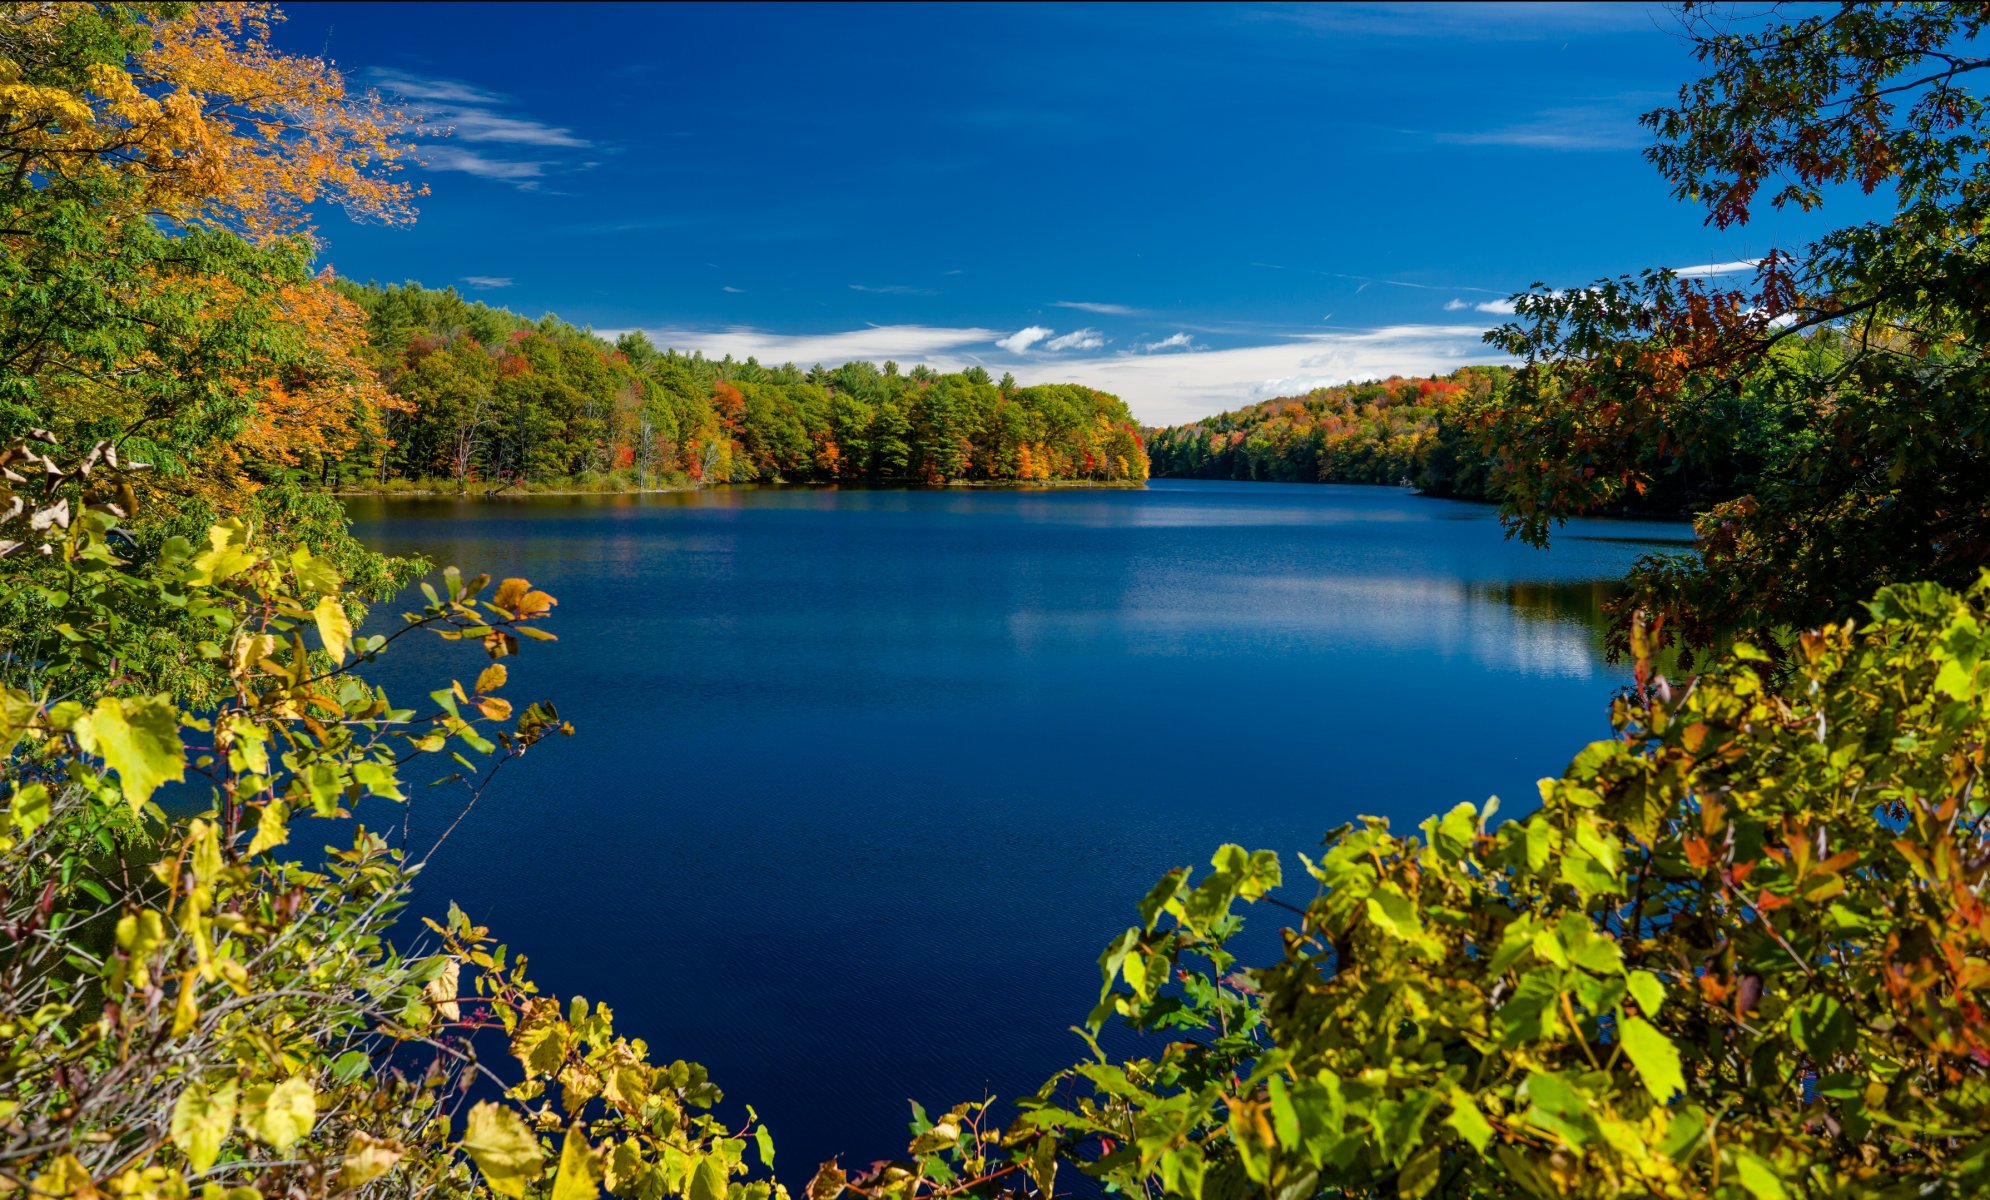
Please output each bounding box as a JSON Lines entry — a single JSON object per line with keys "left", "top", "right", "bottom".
{"left": 334, "top": 283, "right": 1149, "bottom": 491}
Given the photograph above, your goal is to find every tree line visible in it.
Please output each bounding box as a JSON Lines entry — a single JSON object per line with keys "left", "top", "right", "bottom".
{"left": 334, "top": 282, "right": 1148, "bottom": 491}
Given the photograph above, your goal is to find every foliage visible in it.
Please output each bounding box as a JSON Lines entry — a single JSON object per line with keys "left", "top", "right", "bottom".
{"left": 334, "top": 284, "right": 1148, "bottom": 490}
{"left": 1481, "top": 1, "right": 1990, "bottom": 661}
{"left": 986, "top": 573, "right": 1990, "bottom": 1200}
{"left": 1145, "top": 369, "right": 1506, "bottom": 494}
{"left": 0, "top": 443, "right": 814, "bottom": 1200}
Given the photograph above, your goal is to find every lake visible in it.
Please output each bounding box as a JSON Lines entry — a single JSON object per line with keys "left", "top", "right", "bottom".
{"left": 344, "top": 479, "right": 1690, "bottom": 1180}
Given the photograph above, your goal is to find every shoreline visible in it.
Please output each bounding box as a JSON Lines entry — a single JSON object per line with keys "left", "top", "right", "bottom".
{"left": 334, "top": 478, "right": 1149, "bottom": 499}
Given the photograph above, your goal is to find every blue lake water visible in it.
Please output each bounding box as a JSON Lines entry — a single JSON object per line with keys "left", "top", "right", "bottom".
{"left": 343, "top": 479, "right": 1690, "bottom": 1179}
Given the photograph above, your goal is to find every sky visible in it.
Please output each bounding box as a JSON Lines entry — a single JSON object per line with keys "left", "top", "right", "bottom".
{"left": 279, "top": 1, "right": 1867, "bottom": 425}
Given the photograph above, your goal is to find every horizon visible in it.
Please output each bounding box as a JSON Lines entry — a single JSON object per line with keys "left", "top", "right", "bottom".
{"left": 287, "top": 1, "right": 1876, "bottom": 423}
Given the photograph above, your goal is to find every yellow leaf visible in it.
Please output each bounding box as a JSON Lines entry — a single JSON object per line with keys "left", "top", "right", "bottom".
{"left": 314, "top": 594, "right": 352, "bottom": 661}
{"left": 551, "top": 1128, "right": 599, "bottom": 1200}
{"left": 73, "top": 695, "right": 184, "bottom": 811}
{"left": 170, "top": 1080, "right": 238, "bottom": 1173}
{"left": 242, "top": 1076, "right": 315, "bottom": 1150}
{"left": 476, "top": 663, "right": 508, "bottom": 693}
{"left": 459, "top": 1102, "right": 543, "bottom": 1199}
{"left": 343, "top": 1134, "right": 403, "bottom": 1188}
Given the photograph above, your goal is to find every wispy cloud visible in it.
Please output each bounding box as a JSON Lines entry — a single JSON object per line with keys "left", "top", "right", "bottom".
{"left": 1259, "top": 3, "right": 1669, "bottom": 42}
{"left": 1045, "top": 329, "right": 1106, "bottom": 352}
{"left": 420, "top": 147, "right": 547, "bottom": 182}
{"left": 615, "top": 324, "right": 1001, "bottom": 368}
{"left": 1052, "top": 300, "right": 1141, "bottom": 316}
{"left": 460, "top": 275, "right": 512, "bottom": 290}
{"left": 1438, "top": 104, "right": 1646, "bottom": 152}
{"left": 369, "top": 68, "right": 591, "bottom": 189}
{"left": 996, "top": 326, "right": 1054, "bottom": 354}
{"left": 850, "top": 283, "right": 939, "bottom": 296}
{"left": 1671, "top": 259, "right": 1760, "bottom": 277}
{"left": 606, "top": 322, "right": 1509, "bottom": 425}
{"left": 722, "top": 286, "right": 745, "bottom": 294}
{"left": 1139, "top": 332, "right": 1197, "bottom": 352}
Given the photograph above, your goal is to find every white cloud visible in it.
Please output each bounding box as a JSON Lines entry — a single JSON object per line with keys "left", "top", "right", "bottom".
{"left": 722, "top": 286, "right": 745, "bottom": 293}
{"left": 1052, "top": 300, "right": 1140, "bottom": 316}
{"left": 1140, "top": 332, "right": 1196, "bottom": 352}
{"left": 460, "top": 275, "right": 512, "bottom": 290}
{"left": 1475, "top": 298, "right": 1518, "bottom": 315}
{"left": 370, "top": 68, "right": 590, "bottom": 190}
{"left": 1045, "top": 329, "right": 1106, "bottom": 351}
{"left": 1443, "top": 298, "right": 1470, "bottom": 311}
{"left": 603, "top": 323, "right": 1509, "bottom": 426}
{"left": 996, "top": 325, "right": 1054, "bottom": 354}
{"left": 609, "top": 324, "right": 1000, "bottom": 368}
{"left": 421, "top": 147, "right": 547, "bottom": 181}
{"left": 850, "top": 283, "right": 938, "bottom": 295}
{"left": 1439, "top": 105, "right": 1644, "bottom": 151}
{"left": 1671, "top": 259, "right": 1760, "bottom": 277}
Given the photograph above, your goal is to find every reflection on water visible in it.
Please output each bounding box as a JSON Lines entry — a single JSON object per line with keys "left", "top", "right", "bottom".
{"left": 345, "top": 480, "right": 1685, "bottom": 1182}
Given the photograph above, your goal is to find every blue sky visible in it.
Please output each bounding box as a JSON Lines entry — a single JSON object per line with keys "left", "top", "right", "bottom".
{"left": 282, "top": 1, "right": 1860, "bottom": 424}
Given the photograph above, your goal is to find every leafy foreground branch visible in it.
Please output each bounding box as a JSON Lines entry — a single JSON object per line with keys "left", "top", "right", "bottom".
{"left": 3, "top": 439, "right": 1987, "bottom": 1200}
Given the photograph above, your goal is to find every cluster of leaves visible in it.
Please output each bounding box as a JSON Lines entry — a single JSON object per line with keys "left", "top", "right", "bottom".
{"left": 332, "top": 283, "right": 1149, "bottom": 492}
{"left": 0, "top": 437, "right": 802, "bottom": 1200}
{"left": 1479, "top": 1, "right": 1990, "bottom": 661}
{"left": 986, "top": 572, "right": 1990, "bottom": 1199}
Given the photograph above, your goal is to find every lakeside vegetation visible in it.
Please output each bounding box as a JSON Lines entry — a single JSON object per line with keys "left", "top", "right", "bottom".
{"left": 3, "top": 6, "right": 1989, "bottom": 1200}
{"left": 332, "top": 282, "right": 1148, "bottom": 492}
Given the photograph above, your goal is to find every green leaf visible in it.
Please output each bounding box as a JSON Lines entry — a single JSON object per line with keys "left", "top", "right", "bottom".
{"left": 1733, "top": 1151, "right": 1788, "bottom": 1200}
{"left": 1397, "top": 1143, "right": 1441, "bottom": 1199}
{"left": 74, "top": 695, "right": 184, "bottom": 811}
{"left": 460, "top": 1102, "right": 544, "bottom": 1199}
{"left": 753, "top": 1125, "right": 776, "bottom": 1171}
{"left": 170, "top": 1079, "right": 238, "bottom": 1173}
{"left": 688, "top": 1156, "right": 728, "bottom": 1200}
{"left": 1626, "top": 970, "right": 1665, "bottom": 1016}
{"left": 1365, "top": 885, "right": 1423, "bottom": 941}
{"left": 243, "top": 1076, "right": 315, "bottom": 1151}
{"left": 1619, "top": 1016, "right": 1685, "bottom": 1102}
{"left": 1443, "top": 1089, "right": 1494, "bottom": 1153}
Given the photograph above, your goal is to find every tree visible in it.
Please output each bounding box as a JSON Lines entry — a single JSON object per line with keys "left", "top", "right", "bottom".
{"left": 1482, "top": 2, "right": 1990, "bottom": 662}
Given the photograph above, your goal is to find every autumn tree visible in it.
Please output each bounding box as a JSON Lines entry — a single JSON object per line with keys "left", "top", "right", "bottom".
{"left": 1483, "top": 1, "right": 1990, "bottom": 660}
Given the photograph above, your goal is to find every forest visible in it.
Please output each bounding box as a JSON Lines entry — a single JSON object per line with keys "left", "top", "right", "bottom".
{"left": 4, "top": 4, "right": 1990, "bottom": 1200}
{"left": 331, "top": 283, "right": 1148, "bottom": 490}
{"left": 1142, "top": 367, "right": 1505, "bottom": 496}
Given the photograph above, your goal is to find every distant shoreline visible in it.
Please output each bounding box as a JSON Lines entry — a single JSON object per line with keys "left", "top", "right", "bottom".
{"left": 334, "top": 478, "right": 1148, "bottom": 499}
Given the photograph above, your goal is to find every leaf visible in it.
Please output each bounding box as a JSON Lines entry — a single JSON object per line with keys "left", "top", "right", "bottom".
{"left": 1397, "top": 1143, "right": 1441, "bottom": 1199}
{"left": 460, "top": 1102, "right": 544, "bottom": 1199}
{"left": 344, "top": 1133, "right": 403, "bottom": 1188}
{"left": 1626, "top": 970, "right": 1665, "bottom": 1016}
{"left": 687, "top": 1156, "right": 728, "bottom": 1200}
{"left": 243, "top": 1076, "right": 315, "bottom": 1150}
{"left": 248, "top": 801, "right": 289, "bottom": 857}
{"left": 1619, "top": 1016, "right": 1685, "bottom": 1102}
{"left": 551, "top": 1128, "right": 598, "bottom": 1200}
{"left": 170, "top": 1079, "right": 238, "bottom": 1173}
{"left": 74, "top": 695, "right": 184, "bottom": 810}
{"left": 1733, "top": 1152, "right": 1788, "bottom": 1200}
{"left": 753, "top": 1125, "right": 776, "bottom": 1171}
{"left": 477, "top": 663, "right": 508, "bottom": 693}
{"left": 1443, "top": 1089, "right": 1494, "bottom": 1153}
{"left": 314, "top": 594, "right": 352, "bottom": 661}
{"left": 9, "top": 782, "right": 49, "bottom": 837}
{"left": 1365, "top": 885, "right": 1423, "bottom": 941}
